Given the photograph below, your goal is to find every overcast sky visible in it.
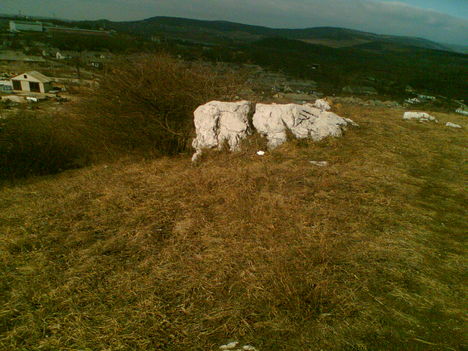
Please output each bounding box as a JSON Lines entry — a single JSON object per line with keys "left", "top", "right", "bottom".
{"left": 2, "top": 0, "right": 468, "bottom": 45}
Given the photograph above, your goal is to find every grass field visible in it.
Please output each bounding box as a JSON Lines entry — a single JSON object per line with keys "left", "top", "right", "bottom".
{"left": 0, "top": 104, "right": 466, "bottom": 350}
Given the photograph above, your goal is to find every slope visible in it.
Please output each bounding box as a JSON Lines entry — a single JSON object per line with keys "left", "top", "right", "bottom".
{"left": 1, "top": 105, "right": 466, "bottom": 350}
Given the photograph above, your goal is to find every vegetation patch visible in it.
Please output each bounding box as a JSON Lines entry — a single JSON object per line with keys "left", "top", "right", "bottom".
{"left": 0, "top": 111, "right": 86, "bottom": 180}
{"left": 74, "top": 54, "right": 247, "bottom": 157}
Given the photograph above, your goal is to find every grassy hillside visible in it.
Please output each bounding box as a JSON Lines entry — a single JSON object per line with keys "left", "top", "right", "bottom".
{"left": 238, "top": 38, "right": 468, "bottom": 99}
{"left": 1, "top": 104, "right": 466, "bottom": 350}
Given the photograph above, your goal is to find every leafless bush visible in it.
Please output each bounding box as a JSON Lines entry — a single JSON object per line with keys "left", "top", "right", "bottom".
{"left": 77, "top": 53, "right": 247, "bottom": 157}
{"left": 0, "top": 112, "right": 86, "bottom": 179}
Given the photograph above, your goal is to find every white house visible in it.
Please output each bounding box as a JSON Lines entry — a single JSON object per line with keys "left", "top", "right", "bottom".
{"left": 11, "top": 71, "right": 52, "bottom": 93}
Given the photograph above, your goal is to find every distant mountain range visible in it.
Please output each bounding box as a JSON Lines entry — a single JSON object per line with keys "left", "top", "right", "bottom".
{"left": 2, "top": 14, "right": 467, "bottom": 53}
{"left": 75, "top": 16, "right": 466, "bottom": 53}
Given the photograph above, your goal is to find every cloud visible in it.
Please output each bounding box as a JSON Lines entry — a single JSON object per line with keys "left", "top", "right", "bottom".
{"left": 2, "top": 0, "right": 468, "bottom": 45}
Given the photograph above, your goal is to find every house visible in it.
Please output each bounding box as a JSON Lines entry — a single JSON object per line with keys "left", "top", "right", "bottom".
{"left": 11, "top": 71, "right": 52, "bottom": 93}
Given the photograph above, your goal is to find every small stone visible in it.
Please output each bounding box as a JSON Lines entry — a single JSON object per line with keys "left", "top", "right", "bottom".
{"left": 310, "top": 161, "right": 329, "bottom": 167}
{"left": 403, "top": 112, "right": 437, "bottom": 122}
{"left": 243, "top": 345, "right": 258, "bottom": 351}
{"left": 446, "top": 122, "right": 462, "bottom": 129}
{"left": 220, "top": 341, "right": 239, "bottom": 350}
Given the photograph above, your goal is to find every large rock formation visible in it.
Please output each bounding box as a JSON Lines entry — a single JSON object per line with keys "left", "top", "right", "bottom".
{"left": 252, "top": 103, "right": 357, "bottom": 149}
{"left": 191, "top": 100, "right": 357, "bottom": 160}
{"left": 191, "top": 100, "right": 254, "bottom": 161}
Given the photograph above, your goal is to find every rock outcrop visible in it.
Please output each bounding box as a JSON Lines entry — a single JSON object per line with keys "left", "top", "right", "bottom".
{"left": 403, "top": 112, "right": 437, "bottom": 122}
{"left": 191, "top": 100, "right": 357, "bottom": 160}
{"left": 252, "top": 103, "right": 357, "bottom": 149}
{"left": 192, "top": 100, "right": 254, "bottom": 161}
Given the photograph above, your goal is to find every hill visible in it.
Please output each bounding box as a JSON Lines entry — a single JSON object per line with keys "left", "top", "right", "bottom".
{"left": 2, "top": 15, "right": 466, "bottom": 100}
{"left": 1, "top": 103, "right": 466, "bottom": 350}
{"left": 70, "top": 16, "right": 467, "bottom": 100}
{"left": 77, "top": 16, "right": 452, "bottom": 51}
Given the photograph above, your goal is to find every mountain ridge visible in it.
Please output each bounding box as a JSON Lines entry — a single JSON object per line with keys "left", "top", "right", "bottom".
{"left": 77, "top": 15, "right": 454, "bottom": 52}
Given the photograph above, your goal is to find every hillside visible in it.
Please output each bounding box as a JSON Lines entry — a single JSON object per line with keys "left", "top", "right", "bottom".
{"left": 2, "top": 15, "right": 466, "bottom": 100}
{"left": 78, "top": 16, "right": 452, "bottom": 51}
{"left": 1, "top": 102, "right": 466, "bottom": 350}
{"left": 70, "top": 16, "right": 468, "bottom": 100}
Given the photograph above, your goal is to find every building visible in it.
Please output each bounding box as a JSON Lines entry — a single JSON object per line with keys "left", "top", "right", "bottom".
{"left": 11, "top": 71, "right": 52, "bottom": 93}
{"left": 9, "top": 20, "right": 44, "bottom": 33}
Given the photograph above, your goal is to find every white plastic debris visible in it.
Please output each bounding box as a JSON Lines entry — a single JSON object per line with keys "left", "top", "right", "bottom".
{"left": 310, "top": 161, "right": 329, "bottom": 167}
{"left": 243, "top": 345, "right": 258, "bottom": 351}
{"left": 256, "top": 151, "right": 265, "bottom": 156}
{"left": 253, "top": 103, "right": 357, "bottom": 149}
{"left": 192, "top": 101, "right": 254, "bottom": 161}
{"left": 220, "top": 341, "right": 239, "bottom": 350}
{"left": 445, "top": 122, "right": 462, "bottom": 129}
{"left": 403, "top": 112, "right": 437, "bottom": 122}
{"left": 26, "top": 97, "right": 38, "bottom": 103}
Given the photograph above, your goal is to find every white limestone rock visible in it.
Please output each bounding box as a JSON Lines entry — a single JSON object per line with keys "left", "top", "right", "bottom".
{"left": 192, "top": 101, "right": 254, "bottom": 161}
{"left": 446, "top": 122, "right": 462, "bottom": 128}
{"left": 252, "top": 103, "right": 357, "bottom": 149}
{"left": 403, "top": 112, "right": 437, "bottom": 122}
{"left": 220, "top": 341, "right": 239, "bottom": 350}
{"left": 455, "top": 108, "right": 468, "bottom": 116}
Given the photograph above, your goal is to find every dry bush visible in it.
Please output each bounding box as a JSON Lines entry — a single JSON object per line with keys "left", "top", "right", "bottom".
{"left": 0, "top": 111, "right": 87, "bottom": 180}
{"left": 75, "top": 53, "right": 247, "bottom": 157}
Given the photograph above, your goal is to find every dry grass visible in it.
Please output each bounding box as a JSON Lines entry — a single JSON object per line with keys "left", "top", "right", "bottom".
{"left": 0, "top": 104, "right": 466, "bottom": 350}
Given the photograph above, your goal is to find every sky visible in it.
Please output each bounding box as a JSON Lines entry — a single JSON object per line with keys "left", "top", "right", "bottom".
{"left": 2, "top": 0, "right": 468, "bottom": 45}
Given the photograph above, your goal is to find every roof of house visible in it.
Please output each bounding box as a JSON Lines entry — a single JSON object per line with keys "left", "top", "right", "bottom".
{"left": 12, "top": 71, "right": 52, "bottom": 83}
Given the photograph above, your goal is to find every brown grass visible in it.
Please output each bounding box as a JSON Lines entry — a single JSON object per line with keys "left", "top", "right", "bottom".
{"left": 0, "top": 104, "right": 466, "bottom": 350}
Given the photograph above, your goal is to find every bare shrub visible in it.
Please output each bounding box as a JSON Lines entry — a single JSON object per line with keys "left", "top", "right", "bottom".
{"left": 76, "top": 53, "right": 247, "bottom": 157}
{"left": 0, "top": 112, "right": 87, "bottom": 179}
